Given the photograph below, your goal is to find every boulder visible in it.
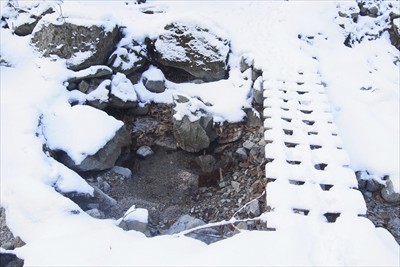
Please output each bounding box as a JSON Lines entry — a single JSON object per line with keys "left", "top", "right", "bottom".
{"left": 0, "top": 251, "right": 24, "bottom": 267}
{"left": 67, "top": 66, "right": 113, "bottom": 84}
{"left": 165, "top": 214, "right": 221, "bottom": 244}
{"left": 31, "top": 17, "right": 120, "bottom": 70}
{"left": 108, "top": 39, "right": 147, "bottom": 76}
{"left": 109, "top": 73, "right": 138, "bottom": 108}
{"left": 381, "top": 179, "right": 400, "bottom": 203}
{"left": 154, "top": 22, "right": 230, "bottom": 82}
{"left": 390, "top": 18, "right": 400, "bottom": 50}
{"left": 173, "top": 115, "right": 216, "bottom": 153}
{"left": 14, "top": 7, "right": 54, "bottom": 36}
{"left": 142, "top": 66, "right": 166, "bottom": 93}
{"left": 59, "top": 126, "right": 131, "bottom": 172}
{"left": 118, "top": 206, "right": 148, "bottom": 233}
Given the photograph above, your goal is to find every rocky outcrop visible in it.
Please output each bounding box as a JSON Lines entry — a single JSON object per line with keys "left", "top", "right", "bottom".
{"left": 59, "top": 126, "right": 131, "bottom": 172}
{"left": 154, "top": 22, "right": 230, "bottom": 82}
{"left": 31, "top": 17, "right": 120, "bottom": 70}
{"left": 14, "top": 7, "right": 54, "bottom": 36}
{"left": 173, "top": 115, "right": 216, "bottom": 153}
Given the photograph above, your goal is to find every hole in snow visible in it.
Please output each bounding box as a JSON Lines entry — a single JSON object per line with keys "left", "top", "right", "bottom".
{"left": 283, "top": 129, "right": 293, "bottom": 135}
{"left": 324, "top": 212, "right": 340, "bottom": 223}
{"left": 319, "top": 184, "right": 333, "bottom": 191}
{"left": 299, "top": 109, "right": 313, "bottom": 114}
{"left": 281, "top": 117, "right": 292, "bottom": 123}
{"left": 293, "top": 208, "right": 309, "bottom": 215}
{"left": 289, "top": 180, "right": 305, "bottom": 185}
{"left": 308, "top": 131, "right": 318, "bottom": 135}
{"left": 302, "top": 120, "right": 315, "bottom": 126}
{"left": 287, "top": 160, "right": 301, "bottom": 165}
{"left": 310, "top": 144, "right": 322, "bottom": 150}
{"left": 314, "top": 163, "right": 328, "bottom": 170}
{"left": 284, "top": 142, "right": 298, "bottom": 148}
{"left": 297, "top": 91, "right": 307, "bottom": 95}
{"left": 281, "top": 107, "right": 289, "bottom": 111}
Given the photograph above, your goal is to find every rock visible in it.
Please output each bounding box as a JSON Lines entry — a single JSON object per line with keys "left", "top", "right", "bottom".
{"left": 231, "top": 181, "right": 241, "bottom": 193}
{"left": 111, "top": 166, "right": 132, "bottom": 179}
{"left": 92, "top": 185, "right": 117, "bottom": 210}
{"left": 381, "top": 179, "right": 400, "bottom": 203}
{"left": 154, "top": 22, "right": 230, "bottom": 82}
{"left": 67, "top": 66, "right": 113, "bottom": 85}
{"left": 337, "top": 2, "right": 360, "bottom": 19}
{"left": 245, "top": 109, "right": 262, "bottom": 128}
{"left": 131, "top": 104, "right": 150, "bottom": 115}
{"left": 216, "top": 123, "right": 244, "bottom": 144}
{"left": 240, "top": 56, "right": 253, "bottom": 73}
{"left": 235, "top": 147, "right": 248, "bottom": 160}
{"left": 0, "top": 251, "right": 24, "bottom": 267}
{"left": 136, "top": 146, "right": 154, "bottom": 159}
{"left": 358, "top": 0, "right": 379, "bottom": 17}
{"left": 243, "top": 140, "right": 255, "bottom": 150}
{"left": 142, "top": 66, "right": 166, "bottom": 93}
{"left": 155, "top": 137, "right": 178, "bottom": 150}
{"left": 59, "top": 126, "right": 131, "bottom": 172}
{"left": 252, "top": 76, "right": 264, "bottom": 105}
{"left": 31, "top": 18, "right": 120, "bottom": 71}
{"left": 173, "top": 115, "right": 216, "bottom": 153}
{"left": 246, "top": 200, "right": 261, "bottom": 217}
{"left": 118, "top": 206, "right": 148, "bottom": 233}
{"left": 109, "top": 73, "right": 138, "bottom": 109}
{"left": 195, "top": 155, "right": 216, "bottom": 173}
{"left": 108, "top": 39, "right": 147, "bottom": 75}
{"left": 86, "top": 208, "right": 105, "bottom": 219}
{"left": 165, "top": 214, "right": 220, "bottom": 244}
{"left": 390, "top": 18, "right": 400, "bottom": 50}
{"left": 13, "top": 7, "right": 54, "bottom": 36}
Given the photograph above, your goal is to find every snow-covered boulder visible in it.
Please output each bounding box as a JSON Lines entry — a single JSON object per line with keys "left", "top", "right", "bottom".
{"left": 118, "top": 206, "right": 148, "bottom": 233}
{"left": 381, "top": 179, "right": 400, "bottom": 203}
{"left": 154, "top": 21, "right": 230, "bottom": 82}
{"left": 109, "top": 73, "right": 138, "bottom": 108}
{"left": 108, "top": 36, "right": 147, "bottom": 76}
{"left": 142, "top": 66, "right": 166, "bottom": 93}
{"left": 31, "top": 15, "right": 120, "bottom": 71}
{"left": 390, "top": 17, "right": 400, "bottom": 50}
{"left": 13, "top": 7, "right": 54, "bottom": 36}
{"left": 43, "top": 105, "right": 131, "bottom": 172}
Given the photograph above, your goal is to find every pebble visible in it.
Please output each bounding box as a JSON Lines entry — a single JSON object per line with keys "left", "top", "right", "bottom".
{"left": 136, "top": 146, "right": 154, "bottom": 159}
{"left": 235, "top": 147, "right": 248, "bottom": 160}
{"left": 243, "top": 140, "right": 255, "bottom": 150}
{"left": 231, "top": 181, "right": 241, "bottom": 193}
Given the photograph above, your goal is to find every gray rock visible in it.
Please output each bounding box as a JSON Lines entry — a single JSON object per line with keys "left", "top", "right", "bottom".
{"left": 165, "top": 214, "right": 220, "bottom": 244}
{"left": 31, "top": 20, "right": 120, "bottom": 71}
{"left": 60, "top": 126, "right": 131, "bottom": 172}
{"left": 78, "top": 80, "right": 90, "bottom": 93}
{"left": 131, "top": 104, "right": 150, "bottom": 115}
{"left": 231, "top": 181, "right": 241, "bottom": 193}
{"left": 109, "top": 95, "right": 137, "bottom": 109}
{"left": 235, "top": 147, "right": 248, "bottom": 160}
{"left": 111, "top": 166, "right": 132, "bottom": 179}
{"left": 136, "top": 146, "right": 154, "bottom": 159}
{"left": 108, "top": 41, "right": 147, "bottom": 75}
{"left": 247, "top": 200, "right": 261, "bottom": 217}
{"left": 119, "top": 220, "right": 148, "bottom": 233}
{"left": 92, "top": 185, "right": 117, "bottom": 210}
{"left": 195, "top": 155, "right": 216, "bottom": 173}
{"left": 142, "top": 77, "right": 166, "bottom": 93}
{"left": 154, "top": 22, "right": 230, "bottom": 82}
{"left": 14, "top": 7, "right": 54, "bottom": 36}
{"left": 243, "top": 140, "right": 255, "bottom": 150}
{"left": 173, "top": 115, "right": 216, "bottom": 153}
{"left": 67, "top": 66, "right": 113, "bottom": 84}
{"left": 381, "top": 179, "right": 400, "bottom": 203}
{"left": 240, "top": 56, "right": 253, "bottom": 73}
{"left": 0, "top": 252, "right": 24, "bottom": 267}
{"left": 365, "top": 179, "right": 382, "bottom": 192}
{"left": 155, "top": 137, "right": 178, "bottom": 151}
{"left": 86, "top": 208, "right": 105, "bottom": 219}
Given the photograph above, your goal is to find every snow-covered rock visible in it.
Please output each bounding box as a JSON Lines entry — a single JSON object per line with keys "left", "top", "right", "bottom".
{"left": 142, "top": 66, "right": 166, "bottom": 93}
{"left": 31, "top": 14, "right": 120, "bottom": 70}
{"left": 109, "top": 73, "right": 138, "bottom": 108}
{"left": 381, "top": 179, "right": 400, "bottom": 203}
{"left": 154, "top": 21, "right": 230, "bottom": 82}
{"left": 43, "top": 105, "right": 131, "bottom": 172}
{"left": 118, "top": 206, "right": 148, "bottom": 233}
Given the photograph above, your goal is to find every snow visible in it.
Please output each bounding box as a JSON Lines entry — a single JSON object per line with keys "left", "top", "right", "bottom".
{"left": 42, "top": 104, "right": 123, "bottom": 164}
{"left": 1, "top": 0, "right": 399, "bottom": 266}
{"left": 111, "top": 73, "right": 137, "bottom": 102}
{"left": 142, "top": 65, "right": 165, "bottom": 81}
{"left": 120, "top": 205, "right": 149, "bottom": 224}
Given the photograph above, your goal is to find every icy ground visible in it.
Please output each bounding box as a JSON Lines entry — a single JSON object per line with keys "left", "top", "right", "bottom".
{"left": 1, "top": 0, "right": 399, "bottom": 266}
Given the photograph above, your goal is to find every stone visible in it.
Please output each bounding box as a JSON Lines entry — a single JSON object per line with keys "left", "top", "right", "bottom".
{"left": 165, "top": 214, "right": 220, "bottom": 244}
{"left": 111, "top": 166, "right": 132, "bottom": 179}
{"left": 381, "top": 179, "right": 400, "bottom": 203}
{"left": 59, "top": 126, "right": 131, "bottom": 172}
{"left": 142, "top": 66, "right": 166, "bottom": 93}
{"left": 86, "top": 208, "right": 105, "bottom": 219}
{"left": 131, "top": 104, "right": 150, "bottom": 115}
{"left": 118, "top": 206, "right": 148, "bottom": 233}
{"left": 243, "top": 140, "right": 255, "bottom": 150}
{"left": 173, "top": 115, "right": 216, "bottom": 153}
{"left": 245, "top": 109, "right": 262, "bottom": 128}
{"left": 13, "top": 7, "right": 54, "bottom": 36}
{"left": 216, "top": 123, "right": 244, "bottom": 144}
{"left": 67, "top": 66, "right": 113, "bottom": 84}
{"left": 365, "top": 179, "right": 382, "bottom": 192}
{"left": 247, "top": 200, "right": 261, "bottom": 217}
{"left": 31, "top": 18, "right": 120, "bottom": 71}
{"left": 240, "top": 56, "right": 253, "bottom": 73}
{"left": 235, "top": 147, "right": 248, "bottom": 160}
{"left": 195, "top": 155, "right": 216, "bottom": 173}
{"left": 0, "top": 251, "right": 24, "bottom": 267}
{"left": 390, "top": 18, "right": 400, "bottom": 50}
{"left": 154, "top": 22, "right": 230, "bottom": 82}
{"left": 337, "top": 3, "right": 360, "bottom": 19}
{"left": 231, "top": 181, "right": 240, "bottom": 193}
{"left": 92, "top": 185, "right": 117, "bottom": 210}
{"left": 108, "top": 40, "right": 147, "bottom": 76}
{"left": 136, "top": 145, "right": 154, "bottom": 159}
{"left": 78, "top": 80, "right": 90, "bottom": 93}
{"left": 155, "top": 137, "right": 178, "bottom": 150}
